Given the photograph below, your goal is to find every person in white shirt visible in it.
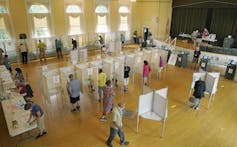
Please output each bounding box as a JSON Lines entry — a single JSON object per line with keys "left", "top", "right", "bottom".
{"left": 18, "top": 43, "right": 28, "bottom": 64}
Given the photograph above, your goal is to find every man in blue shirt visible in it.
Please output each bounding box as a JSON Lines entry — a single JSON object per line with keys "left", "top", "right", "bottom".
{"left": 24, "top": 102, "right": 47, "bottom": 139}
{"left": 55, "top": 38, "right": 63, "bottom": 58}
{"left": 67, "top": 74, "right": 81, "bottom": 112}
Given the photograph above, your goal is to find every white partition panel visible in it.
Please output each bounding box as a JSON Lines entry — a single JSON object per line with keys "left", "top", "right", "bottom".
{"left": 103, "top": 59, "right": 114, "bottom": 81}
{"left": 138, "top": 92, "right": 153, "bottom": 115}
{"left": 143, "top": 50, "right": 152, "bottom": 63}
{"left": 79, "top": 48, "right": 88, "bottom": 62}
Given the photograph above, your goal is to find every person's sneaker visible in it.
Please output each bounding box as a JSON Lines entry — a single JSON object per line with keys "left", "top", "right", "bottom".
{"left": 121, "top": 141, "right": 129, "bottom": 145}
{"left": 76, "top": 106, "right": 80, "bottom": 110}
{"left": 194, "top": 107, "right": 200, "bottom": 110}
{"left": 70, "top": 108, "right": 76, "bottom": 112}
{"left": 35, "top": 134, "right": 43, "bottom": 139}
{"left": 106, "top": 141, "right": 113, "bottom": 147}
{"left": 100, "top": 117, "right": 107, "bottom": 122}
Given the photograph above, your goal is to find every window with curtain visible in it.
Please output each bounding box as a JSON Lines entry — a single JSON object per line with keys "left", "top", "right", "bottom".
{"left": 28, "top": 4, "right": 51, "bottom": 38}
{"left": 0, "top": 5, "right": 10, "bottom": 40}
{"left": 119, "top": 6, "right": 129, "bottom": 31}
{"left": 66, "top": 4, "right": 82, "bottom": 35}
{"left": 95, "top": 5, "right": 108, "bottom": 33}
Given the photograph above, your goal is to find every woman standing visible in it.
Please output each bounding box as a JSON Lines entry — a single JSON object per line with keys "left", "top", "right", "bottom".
{"left": 143, "top": 60, "right": 151, "bottom": 85}
{"left": 100, "top": 80, "right": 115, "bottom": 122}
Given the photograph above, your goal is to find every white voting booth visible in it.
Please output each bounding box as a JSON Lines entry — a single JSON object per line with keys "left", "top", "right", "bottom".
{"left": 59, "top": 66, "right": 75, "bottom": 97}
{"left": 143, "top": 50, "right": 152, "bottom": 63}
{"left": 70, "top": 49, "right": 79, "bottom": 65}
{"left": 134, "top": 52, "right": 144, "bottom": 74}
{"left": 79, "top": 48, "right": 88, "bottom": 62}
{"left": 109, "top": 41, "right": 122, "bottom": 53}
{"left": 125, "top": 53, "right": 135, "bottom": 88}
{"left": 189, "top": 72, "right": 220, "bottom": 109}
{"left": 42, "top": 69, "right": 61, "bottom": 101}
{"left": 137, "top": 87, "right": 168, "bottom": 138}
{"left": 103, "top": 58, "right": 114, "bottom": 81}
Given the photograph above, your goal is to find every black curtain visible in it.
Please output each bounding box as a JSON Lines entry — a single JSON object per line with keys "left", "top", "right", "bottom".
{"left": 210, "top": 8, "right": 237, "bottom": 47}
{"left": 170, "top": 8, "right": 208, "bottom": 37}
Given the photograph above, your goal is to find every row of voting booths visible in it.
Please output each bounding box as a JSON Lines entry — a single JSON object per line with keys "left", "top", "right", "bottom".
{"left": 36, "top": 47, "right": 170, "bottom": 103}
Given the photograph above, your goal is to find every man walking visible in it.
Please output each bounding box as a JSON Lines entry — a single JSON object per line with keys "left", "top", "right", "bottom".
{"left": 106, "top": 102, "right": 129, "bottom": 147}
{"left": 67, "top": 74, "right": 81, "bottom": 112}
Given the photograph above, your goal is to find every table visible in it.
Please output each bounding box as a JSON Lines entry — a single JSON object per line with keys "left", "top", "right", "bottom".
{"left": 0, "top": 65, "right": 37, "bottom": 137}
{"left": 1, "top": 93, "right": 37, "bottom": 137}
{"left": 178, "top": 34, "right": 217, "bottom": 43}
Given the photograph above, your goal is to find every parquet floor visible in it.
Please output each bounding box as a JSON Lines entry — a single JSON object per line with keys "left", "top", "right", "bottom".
{"left": 0, "top": 43, "right": 237, "bottom": 147}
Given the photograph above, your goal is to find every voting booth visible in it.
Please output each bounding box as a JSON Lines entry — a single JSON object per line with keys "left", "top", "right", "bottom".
{"left": 137, "top": 87, "right": 168, "bottom": 138}
{"left": 109, "top": 41, "right": 122, "bottom": 53}
{"left": 42, "top": 69, "right": 61, "bottom": 101}
{"left": 189, "top": 72, "right": 220, "bottom": 109}
{"left": 133, "top": 52, "right": 144, "bottom": 74}
{"left": 59, "top": 66, "right": 75, "bottom": 98}
{"left": 143, "top": 50, "right": 152, "bottom": 63}
{"left": 79, "top": 48, "right": 88, "bottom": 62}
{"left": 70, "top": 49, "right": 79, "bottom": 65}
{"left": 168, "top": 53, "right": 178, "bottom": 66}
{"left": 103, "top": 58, "right": 114, "bottom": 81}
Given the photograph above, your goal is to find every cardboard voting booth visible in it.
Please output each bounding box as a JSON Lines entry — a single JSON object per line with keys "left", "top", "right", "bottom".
{"left": 143, "top": 50, "right": 152, "bottom": 63}
{"left": 70, "top": 49, "right": 79, "bottom": 65}
{"left": 134, "top": 52, "right": 143, "bottom": 74}
{"left": 42, "top": 69, "right": 61, "bottom": 100}
{"left": 103, "top": 59, "right": 114, "bottom": 81}
{"left": 59, "top": 66, "right": 75, "bottom": 97}
{"left": 79, "top": 48, "right": 88, "bottom": 62}
{"left": 189, "top": 72, "right": 220, "bottom": 108}
{"left": 75, "top": 63, "right": 98, "bottom": 94}
{"left": 137, "top": 87, "right": 168, "bottom": 138}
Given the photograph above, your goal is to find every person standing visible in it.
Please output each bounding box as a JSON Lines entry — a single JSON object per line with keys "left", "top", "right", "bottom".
{"left": 72, "top": 39, "right": 77, "bottom": 50}
{"left": 120, "top": 34, "right": 125, "bottom": 45}
{"left": 98, "top": 68, "right": 106, "bottom": 102}
{"left": 133, "top": 30, "right": 137, "bottom": 44}
{"left": 67, "top": 74, "right": 81, "bottom": 112}
{"left": 55, "top": 38, "right": 63, "bottom": 58}
{"left": 24, "top": 102, "right": 47, "bottom": 139}
{"left": 193, "top": 77, "right": 206, "bottom": 109}
{"left": 123, "top": 65, "right": 130, "bottom": 92}
{"left": 158, "top": 56, "right": 164, "bottom": 80}
{"left": 18, "top": 42, "right": 28, "bottom": 64}
{"left": 100, "top": 80, "right": 115, "bottom": 122}
{"left": 0, "top": 48, "right": 4, "bottom": 64}
{"left": 38, "top": 40, "right": 46, "bottom": 62}
{"left": 143, "top": 60, "right": 151, "bottom": 85}
{"left": 106, "top": 102, "right": 129, "bottom": 147}
{"left": 192, "top": 47, "right": 201, "bottom": 70}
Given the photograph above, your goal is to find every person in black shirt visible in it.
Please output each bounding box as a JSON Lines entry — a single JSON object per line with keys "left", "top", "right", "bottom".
{"left": 123, "top": 65, "right": 131, "bottom": 92}
{"left": 192, "top": 47, "right": 201, "bottom": 70}
{"left": 193, "top": 77, "right": 206, "bottom": 109}
{"left": 72, "top": 39, "right": 77, "bottom": 50}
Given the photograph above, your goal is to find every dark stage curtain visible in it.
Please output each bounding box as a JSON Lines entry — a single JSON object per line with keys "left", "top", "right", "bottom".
{"left": 210, "top": 8, "right": 237, "bottom": 47}
{"left": 170, "top": 8, "right": 208, "bottom": 37}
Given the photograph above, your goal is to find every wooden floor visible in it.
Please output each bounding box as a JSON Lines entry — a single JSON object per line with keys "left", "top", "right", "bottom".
{"left": 1, "top": 43, "right": 237, "bottom": 147}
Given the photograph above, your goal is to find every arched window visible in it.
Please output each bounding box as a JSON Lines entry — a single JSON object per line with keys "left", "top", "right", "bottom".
{"left": 66, "top": 5, "right": 82, "bottom": 13}
{"left": 28, "top": 4, "right": 52, "bottom": 38}
{"left": 95, "top": 5, "right": 109, "bottom": 33}
{"left": 119, "top": 6, "right": 129, "bottom": 31}
{"left": 119, "top": 6, "right": 129, "bottom": 13}
{"left": 65, "top": 4, "right": 83, "bottom": 35}
{"left": 95, "top": 5, "right": 108, "bottom": 13}
{"left": 0, "top": 5, "right": 10, "bottom": 40}
{"left": 29, "top": 5, "right": 49, "bottom": 13}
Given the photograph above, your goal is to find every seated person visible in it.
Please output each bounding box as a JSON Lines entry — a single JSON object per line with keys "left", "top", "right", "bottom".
{"left": 202, "top": 28, "right": 209, "bottom": 38}
{"left": 15, "top": 68, "right": 24, "bottom": 82}
{"left": 193, "top": 77, "right": 206, "bottom": 109}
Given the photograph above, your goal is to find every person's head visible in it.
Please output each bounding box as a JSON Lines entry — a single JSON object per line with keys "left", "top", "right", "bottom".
{"left": 106, "top": 80, "right": 111, "bottom": 86}
{"left": 24, "top": 102, "right": 32, "bottom": 110}
{"left": 20, "top": 43, "right": 23, "bottom": 46}
{"left": 144, "top": 60, "right": 148, "bottom": 65}
{"left": 118, "top": 102, "right": 126, "bottom": 110}
{"left": 196, "top": 46, "right": 200, "bottom": 51}
{"left": 15, "top": 68, "right": 22, "bottom": 73}
{"left": 69, "top": 74, "right": 74, "bottom": 81}
{"left": 39, "top": 40, "right": 41, "bottom": 43}
{"left": 199, "top": 77, "right": 204, "bottom": 81}
{"left": 99, "top": 68, "right": 103, "bottom": 73}
{"left": 4, "top": 54, "right": 8, "bottom": 58}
